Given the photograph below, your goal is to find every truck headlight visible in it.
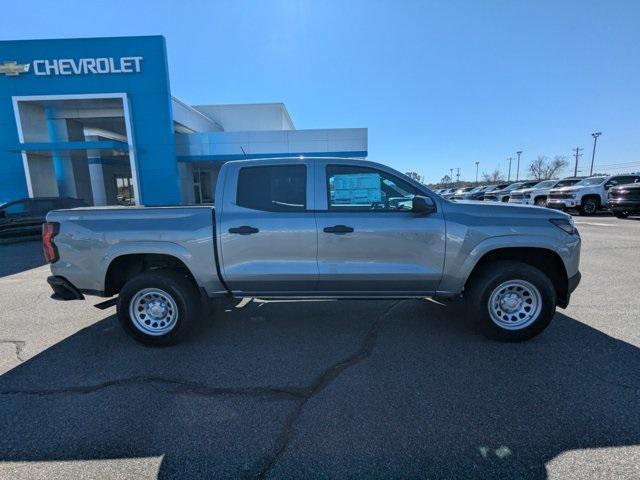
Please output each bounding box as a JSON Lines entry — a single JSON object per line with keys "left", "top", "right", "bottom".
{"left": 550, "top": 217, "right": 576, "bottom": 235}
{"left": 567, "top": 194, "right": 576, "bottom": 199}
{"left": 523, "top": 194, "right": 531, "bottom": 198}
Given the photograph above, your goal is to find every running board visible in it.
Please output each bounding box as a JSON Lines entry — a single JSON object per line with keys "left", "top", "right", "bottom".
{"left": 94, "top": 298, "right": 118, "bottom": 310}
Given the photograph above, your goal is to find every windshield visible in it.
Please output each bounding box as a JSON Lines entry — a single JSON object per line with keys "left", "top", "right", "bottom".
{"left": 469, "top": 186, "right": 484, "bottom": 193}
{"left": 533, "top": 180, "right": 556, "bottom": 189}
{"left": 504, "top": 183, "right": 523, "bottom": 191}
{"left": 556, "top": 179, "right": 580, "bottom": 187}
{"left": 576, "top": 177, "right": 606, "bottom": 186}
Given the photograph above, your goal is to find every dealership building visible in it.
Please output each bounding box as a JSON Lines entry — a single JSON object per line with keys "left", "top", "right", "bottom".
{"left": 0, "top": 35, "right": 367, "bottom": 206}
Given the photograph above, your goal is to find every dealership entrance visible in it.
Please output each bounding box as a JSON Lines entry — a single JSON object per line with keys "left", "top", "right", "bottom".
{"left": 13, "top": 95, "right": 138, "bottom": 206}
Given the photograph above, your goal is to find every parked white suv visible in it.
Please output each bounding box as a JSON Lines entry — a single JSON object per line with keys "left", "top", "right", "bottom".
{"left": 547, "top": 174, "right": 640, "bottom": 215}
{"left": 483, "top": 181, "right": 538, "bottom": 202}
{"left": 508, "top": 177, "right": 582, "bottom": 207}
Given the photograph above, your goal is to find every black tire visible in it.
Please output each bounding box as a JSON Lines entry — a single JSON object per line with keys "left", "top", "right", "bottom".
{"left": 465, "top": 260, "right": 557, "bottom": 342}
{"left": 579, "top": 197, "right": 599, "bottom": 216}
{"left": 117, "top": 269, "right": 201, "bottom": 346}
{"left": 613, "top": 211, "right": 629, "bottom": 219}
{"left": 534, "top": 197, "right": 547, "bottom": 208}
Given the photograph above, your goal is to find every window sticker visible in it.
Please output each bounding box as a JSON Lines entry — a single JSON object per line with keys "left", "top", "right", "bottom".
{"left": 332, "top": 173, "right": 382, "bottom": 204}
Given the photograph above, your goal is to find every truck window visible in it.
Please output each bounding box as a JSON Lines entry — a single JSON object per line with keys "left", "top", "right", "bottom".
{"left": 326, "top": 165, "right": 419, "bottom": 212}
{"left": 237, "top": 165, "right": 306, "bottom": 212}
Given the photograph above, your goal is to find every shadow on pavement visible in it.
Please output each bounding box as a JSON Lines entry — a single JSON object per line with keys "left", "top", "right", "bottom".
{"left": 0, "top": 240, "right": 45, "bottom": 278}
{"left": 0, "top": 299, "right": 638, "bottom": 479}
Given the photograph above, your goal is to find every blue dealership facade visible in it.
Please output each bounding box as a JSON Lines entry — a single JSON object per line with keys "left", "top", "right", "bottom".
{"left": 0, "top": 36, "right": 367, "bottom": 206}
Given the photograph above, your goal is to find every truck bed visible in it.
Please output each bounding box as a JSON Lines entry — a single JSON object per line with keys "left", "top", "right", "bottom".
{"left": 47, "top": 205, "right": 227, "bottom": 296}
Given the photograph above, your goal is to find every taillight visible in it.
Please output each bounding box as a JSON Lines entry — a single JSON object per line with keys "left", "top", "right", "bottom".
{"left": 42, "top": 222, "right": 60, "bottom": 263}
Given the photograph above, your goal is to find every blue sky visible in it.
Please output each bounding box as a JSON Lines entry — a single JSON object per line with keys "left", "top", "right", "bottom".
{"left": 2, "top": 0, "right": 638, "bottom": 183}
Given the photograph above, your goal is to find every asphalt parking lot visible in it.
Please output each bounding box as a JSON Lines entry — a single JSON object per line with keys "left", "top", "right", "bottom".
{"left": 0, "top": 215, "right": 638, "bottom": 479}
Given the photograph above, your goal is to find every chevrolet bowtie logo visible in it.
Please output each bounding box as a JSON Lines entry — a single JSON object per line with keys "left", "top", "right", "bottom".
{"left": 0, "top": 61, "right": 30, "bottom": 76}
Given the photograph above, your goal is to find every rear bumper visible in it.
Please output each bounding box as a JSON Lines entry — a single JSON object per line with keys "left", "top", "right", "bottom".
{"left": 47, "top": 276, "right": 85, "bottom": 301}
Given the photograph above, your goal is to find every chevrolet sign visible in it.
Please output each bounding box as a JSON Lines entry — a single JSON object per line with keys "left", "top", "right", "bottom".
{"left": 0, "top": 56, "right": 143, "bottom": 76}
{"left": 0, "top": 61, "right": 30, "bottom": 76}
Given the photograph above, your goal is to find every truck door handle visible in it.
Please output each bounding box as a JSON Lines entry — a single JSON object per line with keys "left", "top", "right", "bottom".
{"left": 228, "top": 225, "right": 259, "bottom": 235}
{"left": 323, "top": 225, "right": 354, "bottom": 234}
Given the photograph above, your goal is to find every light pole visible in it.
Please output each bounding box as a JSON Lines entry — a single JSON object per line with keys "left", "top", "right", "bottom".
{"left": 516, "top": 151, "right": 522, "bottom": 181}
{"left": 589, "top": 132, "right": 602, "bottom": 176}
{"left": 573, "top": 146, "right": 583, "bottom": 177}
{"left": 449, "top": 168, "right": 454, "bottom": 186}
{"left": 475, "top": 161, "right": 479, "bottom": 183}
{"left": 507, "top": 157, "right": 513, "bottom": 181}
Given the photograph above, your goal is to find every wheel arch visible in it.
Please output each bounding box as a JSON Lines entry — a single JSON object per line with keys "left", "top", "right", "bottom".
{"left": 581, "top": 194, "right": 601, "bottom": 206}
{"left": 104, "top": 252, "right": 197, "bottom": 297}
{"left": 463, "top": 246, "right": 568, "bottom": 307}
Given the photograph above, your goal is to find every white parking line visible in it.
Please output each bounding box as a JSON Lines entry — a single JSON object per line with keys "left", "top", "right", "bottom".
{"left": 574, "top": 221, "right": 615, "bottom": 227}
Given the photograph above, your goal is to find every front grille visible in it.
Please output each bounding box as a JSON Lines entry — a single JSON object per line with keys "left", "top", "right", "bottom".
{"left": 484, "top": 195, "right": 498, "bottom": 201}
{"left": 510, "top": 193, "right": 524, "bottom": 200}
{"left": 549, "top": 193, "right": 572, "bottom": 199}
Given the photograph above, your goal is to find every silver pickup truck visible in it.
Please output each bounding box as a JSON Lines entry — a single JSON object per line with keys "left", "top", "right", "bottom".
{"left": 44, "top": 157, "right": 581, "bottom": 345}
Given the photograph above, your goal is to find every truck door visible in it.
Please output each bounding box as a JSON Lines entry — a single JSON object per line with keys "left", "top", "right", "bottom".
{"left": 218, "top": 160, "right": 318, "bottom": 294}
{"left": 315, "top": 161, "right": 446, "bottom": 295}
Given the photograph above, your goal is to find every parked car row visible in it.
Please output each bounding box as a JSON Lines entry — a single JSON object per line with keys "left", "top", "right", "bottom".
{"left": 545, "top": 174, "right": 640, "bottom": 216}
{"left": 434, "top": 173, "right": 640, "bottom": 217}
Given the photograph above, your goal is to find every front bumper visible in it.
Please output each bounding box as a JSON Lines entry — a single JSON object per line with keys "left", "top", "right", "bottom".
{"left": 547, "top": 199, "right": 577, "bottom": 210}
{"left": 47, "top": 276, "right": 85, "bottom": 301}
{"left": 607, "top": 200, "right": 640, "bottom": 213}
{"left": 558, "top": 271, "right": 581, "bottom": 309}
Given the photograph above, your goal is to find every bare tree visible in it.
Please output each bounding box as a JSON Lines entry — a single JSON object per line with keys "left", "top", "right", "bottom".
{"left": 440, "top": 174, "right": 452, "bottom": 185}
{"left": 481, "top": 169, "right": 504, "bottom": 183}
{"left": 528, "top": 156, "right": 569, "bottom": 180}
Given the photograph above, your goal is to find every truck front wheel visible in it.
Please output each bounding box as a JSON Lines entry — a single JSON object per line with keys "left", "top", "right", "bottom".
{"left": 580, "top": 197, "right": 599, "bottom": 216}
{"left": 117, "top": 269, "right": 201, "bottom": 346}
{"left": 465, "top": 260, "right": 556, "bottom": 341}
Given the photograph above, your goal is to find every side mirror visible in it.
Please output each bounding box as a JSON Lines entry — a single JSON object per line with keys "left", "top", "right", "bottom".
{"left": 412, "top": 195, "right": 436, "bottom": 215}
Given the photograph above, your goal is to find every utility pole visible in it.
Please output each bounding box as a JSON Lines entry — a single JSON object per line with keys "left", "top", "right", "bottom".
{"left": 590, "top": 132, "right": 602, "bottom": 176}
{"left": 572, "top": 146, "right": 583, "bottom": 177}
{"left": 456, "top": 167, "right": 460, "bottom": 183}
{"left": 516, "top": 151, "right": 523, "bottom": 181}
{"left": 507, "top": 157, "right": 513, "bottom": 182}
{"left": 475, "top": 161, "right": 479, "bottom": 183}
{"left": 449, "top": 168, "right": 454, "bottom": 186}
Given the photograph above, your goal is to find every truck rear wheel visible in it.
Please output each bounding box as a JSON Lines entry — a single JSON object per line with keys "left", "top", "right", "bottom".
{"left": 465, "top": 260, "right": 556, "bottom": 341}
{"left": 117, "top": 269, "right": 200, "bottom": 346}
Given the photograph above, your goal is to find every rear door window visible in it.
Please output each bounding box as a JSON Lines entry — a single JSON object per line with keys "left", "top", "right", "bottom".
{"left": 237, "top": 165, "right": 306, "bottom": 212}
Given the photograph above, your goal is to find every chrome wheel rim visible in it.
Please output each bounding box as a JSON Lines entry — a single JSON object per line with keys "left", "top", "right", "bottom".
{"left": 129, "top": 288, "right": 178, "bottom": 336}
{"left": 488, "top": 280, "right": 542, "bottom": 330}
